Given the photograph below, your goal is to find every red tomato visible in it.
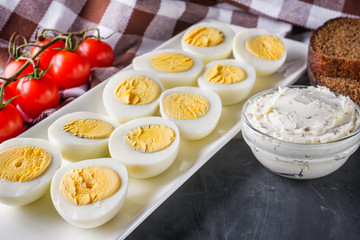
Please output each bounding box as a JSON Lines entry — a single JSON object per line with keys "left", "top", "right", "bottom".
{"left": 3, "top": 59, "right": 34, "bottom": 79}
{"left": 15, "top": 74, "right": 60, "bottom": 118}
{"left": 77, "top": 38, "right": 114, "bottom": 68}
{"left": 0, "top": 104, "right": 23, "bottom": 143}
{"left": 30, "top": 39, "right": 65, "bottom": 69}
{"left": 47, "top": 50, "right": 91, "bottom": 89}
{"left": 3, "top": 59, "right": 35, "bottom": 99}
{"left": 0, "top": 80, "right": 16, "bottom": 105}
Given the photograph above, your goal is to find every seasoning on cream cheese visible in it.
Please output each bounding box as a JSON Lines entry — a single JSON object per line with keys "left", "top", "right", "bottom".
{"left": 150, "top": 53, "right": 194, "bottom": 73}
{"left": 115, "top": 75, "right": 161, "bottom": 105}
{"left": 183, "top": 27, "right": 224, "bottom": 47}
{"left": 245, "top": 35, "right": 285, "bottom": 60}
{"left": 0, "top": 146, "right": 52, "bottom": 182}
{"left": 163, "top": 92, "right": 209, "bottom": 120}
{"left": 205, "top": 64, "right": 247, "bottom": 84}
{"left": 63, "top": 119, "right": 115, "bottom": 139}
{"left": 124, "top": 125, "right": 175, "bottom": 153}
{"left": 60, "top": 166, "right": 121, "bottom": 205}
{"left": 245, "top": 86, "right": 360, "bottom": 143}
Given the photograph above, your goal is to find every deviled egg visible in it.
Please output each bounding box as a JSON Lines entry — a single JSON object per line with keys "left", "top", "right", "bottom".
{"left": 181, "top": 22, "right": 234, "bottom": 63}
{"left": 48, "top": 111, "right": 119, "bottom": 161}
{"left": 50, "top": 158, "right": 128, "bottom": 228}
{"left": 197, "top": 59, "right": 256, "bottom": 105}
{"left": 159, "top": 86, "right": 222, "bottom": 140}
{"left": 103, "top": 70, "right": 164, "bottom": 123}
{"left": 233, "top": 28, "right": 287, "bottom": 76}
{"left": 132, "top": 48, "right": 203, "bottom": 89}
{"left": 0, "top": 137, "right": 62, "bottom": 206}
{"left": 108, "top": 117, "right": 180, "bottom": 178}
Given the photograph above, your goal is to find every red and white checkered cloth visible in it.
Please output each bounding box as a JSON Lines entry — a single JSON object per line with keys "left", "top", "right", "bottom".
{"left": 0, "top": 0, "right": 359, "bottom": 125}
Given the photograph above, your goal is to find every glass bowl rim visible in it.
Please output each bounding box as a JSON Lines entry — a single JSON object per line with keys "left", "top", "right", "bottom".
{"left": 241, "top": 85, "right": 360, "bottom": 146}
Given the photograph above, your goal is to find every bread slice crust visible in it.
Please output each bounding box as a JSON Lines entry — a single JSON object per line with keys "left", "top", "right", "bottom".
{"left": 308, "top": 17, "right": 360, "bottom": 106}
{"left": 308, "top": 17, "right": 360, "bottom": 80}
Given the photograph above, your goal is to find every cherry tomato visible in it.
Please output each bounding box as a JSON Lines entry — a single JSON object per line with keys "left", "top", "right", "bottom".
{"left": 0, "top": 104, "right": 23, "bottom": 143}
{"left": 0, "top": 80, "right": 16, "bottom": 105}
{"left": 77, "top": 38, "right": 114, "bottom": 68}
{"left": 16, "top": 74, "right": 60, "bottom": 118}
{"left": 3, "top": 59, "right": 35, "bottom": 99}
{"left": 48, "top": 50, "right": 91, "bottom": 89}
{"left": 30, "top": 39, "right": 65, "bottom": 69}
{"left": 3, "top": 59, "right": 34, "bottom": 79}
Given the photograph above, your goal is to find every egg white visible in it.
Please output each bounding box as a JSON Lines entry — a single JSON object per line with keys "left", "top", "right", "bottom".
{"left": 159, "top": 86, "right": 222, "bottom": 140}
{"left": 181, "top": 22, "right": 234, "bottom": 64}
{"left": 48, "top": 111, "right": 120, "bottom": 161}
{"left": 132, "top": 48, "right": 203, "bottom": 89}
{"left": 0, "top": 137, "right": 62, "bottom": 206}
{"left": 50, "top": 158, "right": 128, "bottom": 228}
{"left": 197, "top": 59, "right": 256, "bottom": 105}
{"left": 232, "top": 28, "right": 287, "bottom": 76}
{"left": 108, "top": 116, "right": 180, "bottom": 178}
{"left": 103, "top": 69, "right": 164, "bottom": 123}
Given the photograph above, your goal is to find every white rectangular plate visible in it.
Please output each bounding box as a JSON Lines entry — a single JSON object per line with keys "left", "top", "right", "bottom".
{"left": 0, "top": 19, "right": 307, "bottom": 240}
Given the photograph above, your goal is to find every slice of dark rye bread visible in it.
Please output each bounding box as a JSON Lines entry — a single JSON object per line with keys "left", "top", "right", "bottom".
{"left": 307, "top": 68, "right": 360, "bottom": 106}
{"left": 307, "top": 17, "right": 360, "bottom": 106}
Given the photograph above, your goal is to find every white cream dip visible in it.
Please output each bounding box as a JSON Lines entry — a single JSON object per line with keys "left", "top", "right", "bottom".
{"left": 245, "top": 86, "right": 360, "bottom": 144}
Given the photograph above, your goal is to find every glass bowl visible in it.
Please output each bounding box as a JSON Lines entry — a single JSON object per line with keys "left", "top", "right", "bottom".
{"left": 241, "top": 86, "right": 360, "bottom": 179}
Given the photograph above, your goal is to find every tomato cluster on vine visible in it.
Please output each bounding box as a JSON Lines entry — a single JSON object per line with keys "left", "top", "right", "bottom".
{"left": 0, "top": 28, "right": 115, "bottom": 143}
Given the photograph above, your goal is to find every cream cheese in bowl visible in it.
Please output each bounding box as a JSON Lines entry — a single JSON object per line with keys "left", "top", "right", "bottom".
{"left": 241, "top": 86, "right": 360, "bottom": 179}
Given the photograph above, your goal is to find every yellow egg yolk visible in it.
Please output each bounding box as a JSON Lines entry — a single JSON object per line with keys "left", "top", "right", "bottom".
{"left": 150, "top": 53, "right": 194, "bottom": 73}
{"left": 205, "top": 64, "right": 247, "bottom": 84}
{"left": 0, "top": 146, "right": 52, "bottom": 182}
{"left": 63, "top": 119, "right": 114, "bottom": 139}
{"left": 163, "top": 92, "right": 209, "bottom": 120}
{"left": 124, "top": 125, "right": 175, "bottom": 153}
{"left": 60, "top": 166, "right": 121, "bottom": 205}
{"left": 115, "top": 75, "right": 161, "bottom": 105}
{"left": 183, "top": 27, "right": 224, "bottom": 47}
{"left": 245, "top": 35, "right": 285, "bottom": 60}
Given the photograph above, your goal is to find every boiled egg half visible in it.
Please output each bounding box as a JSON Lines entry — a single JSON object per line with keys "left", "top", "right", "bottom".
{"left": 233, "top": 28, "right": 287, "bottom": 76}
{"left": 132, "top": 48, "right": 203, "bottom": 89}
{"left": 103, "top": 70, "right": 164, "bottom": 123}
{"left": 108, "top": 117, "right": 180, "bottom": 178}
{"left": 159, "top": 86, "right": 222, "bottom": 140}
{"left": 48, "top": 111, "right": 120, "bottom": 161}
{"left": 197, "top": 59, "right": 256, "bottom": 105}
{"left": 181, "top": 21, "right": 234, "bottom": 63}
{"left": 0, "top": 137, "right": 62, "bottom": 206}
{"left": 50, "top": 158, "right": 128, "bottom": 228}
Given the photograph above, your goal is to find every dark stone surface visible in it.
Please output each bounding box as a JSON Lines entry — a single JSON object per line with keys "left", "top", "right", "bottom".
{"left": 126, "top": 74, "right": 360, "bottom": 240}
{"left": 126, "top": 138, "right": 360, "bottom": 240}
